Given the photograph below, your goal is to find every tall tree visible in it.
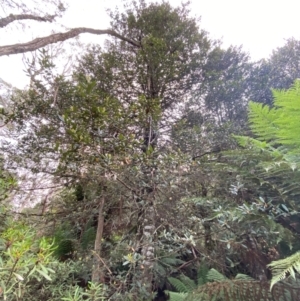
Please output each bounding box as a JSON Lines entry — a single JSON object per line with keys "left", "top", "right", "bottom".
{"left": 172, "top": 45, "right": 251, "bottom": 161}
{"left": 75, "top": 1, "right": 211, "bottom": 293}
{"left": 248, "top": 38, "right": 300, "bottom": 105}
{"left": 200, "top": 45, "right": 251, "bottom": 126}
{"left": 3, "top": 1, "right": 212, "bottom": 298}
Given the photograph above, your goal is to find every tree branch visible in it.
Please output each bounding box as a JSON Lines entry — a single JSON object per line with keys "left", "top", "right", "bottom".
{"left": 0, "top": 27, "right": 141, "bottom": 56}
{"left": 0, "top": 14, "right": 57, "bottom": 28}
{"left": 192, "top": 146, "right": 222, "bottom": 161}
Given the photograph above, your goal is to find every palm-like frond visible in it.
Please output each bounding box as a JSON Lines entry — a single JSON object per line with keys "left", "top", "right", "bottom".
{"left": 206, "top": 268, "right": 228, "bottom": 282}
{"left": 248, "top": 101, "right": 279, "bottom": 142}
{"left": 167, "top": 265, "right": 209, "bottom": 300}
{"left": 165, "top": 291, "right": 188, "bottom": 301}
{"left": 168, "top": 275, "right": 197, "bottom": 293}
{"left": 268, "top": 252, "right": 300, "bottom": 290}
{"left": 248, "top": 79, "right": 300, "bottom": 150}
{"left": 197, "top": 264, "right": 209, "bottom": 285}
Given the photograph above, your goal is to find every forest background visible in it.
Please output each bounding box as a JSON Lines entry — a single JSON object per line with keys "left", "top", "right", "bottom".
{"left": 1, "top": 0, "right": 300, "bottom": 300}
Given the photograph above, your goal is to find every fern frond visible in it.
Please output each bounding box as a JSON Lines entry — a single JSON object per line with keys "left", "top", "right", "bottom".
{"left": 248, "top": 80, "right": 300, "bottom": 149}
{"left": 233, "top": 135, "right": 270, "bottom": 150}
{"left": 168, "top": 276, "right": 192, "bottom": 293}
{"left": 207, "top": 268, "right": 228, "bottom": 282}
{"left": 197, "top": 264, "right": 209, "bottom": 285}
{"left": 179, "top": 275, "right": 197, "bottom": 292}
{"left": 273, "top": 80, "right": 300, "bottom": 107}
{"left": 184, "top": 280, "right": 275, "bottom": 301}
{"left": 234, "top": 273, "right": 255, "bottom": 281}
{"left": 248, "top": 101, "right": 279, "bottom": 142}
{"left": 268, "top": 251, "right": 300, "bottom": 290}
{"left": 165, "top": 291, "right": 188, "bottom": 301}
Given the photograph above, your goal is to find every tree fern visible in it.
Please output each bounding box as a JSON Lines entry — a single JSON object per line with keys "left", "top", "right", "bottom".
{"left": 184, "top": 277, "right": 300, "bottom": 301}
{"left": 235, "top": 80, "right": 300, "bottom": 293}
{"left": 184, "top": 272, "right": 258, "bottom": 301}
{"left": 166, "top": 267, "right": 300, "bottom": 301}
{"left": 167, "top": 267, "right": 255, "bottom": 301}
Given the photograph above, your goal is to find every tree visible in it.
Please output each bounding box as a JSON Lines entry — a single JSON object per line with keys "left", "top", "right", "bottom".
{"left": 248, "top": 38, "right": 300, "bottom": 105}
{"left": 171, "top": 44, "right": 251, "bottom": 167}
{"left": 75, "top": 0, "right": 211, "bottom": 294}
{"left": 2, "top": 2, "right": 213, "bottom": 298}
{"left": 198, "top": 45, "right": 251, "bottom": 126}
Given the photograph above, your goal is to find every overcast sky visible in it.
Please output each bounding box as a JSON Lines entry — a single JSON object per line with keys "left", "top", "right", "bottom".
{"left": 1, "top": 0, "right": 300, "bottom": 88}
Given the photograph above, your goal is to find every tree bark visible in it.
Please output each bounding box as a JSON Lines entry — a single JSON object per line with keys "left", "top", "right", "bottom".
{"left": 91, "top": 196, "right": 105, "bottom": 283}
{"left": 0, "top": 28, "right": 140, "bottom": 57}
{"left": 137, "top": 117, "right": 158, "bottom": 295}
{"left": 140, "top": 203, "right": 155, "bottom": 287}
{"left": 0, "top": 14, "right": 57, "bottom": 28}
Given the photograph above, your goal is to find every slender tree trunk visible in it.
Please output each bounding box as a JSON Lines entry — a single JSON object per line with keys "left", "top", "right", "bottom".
{"left": 92, "top": 196, "right": 105, "bottom": 283}
{"left": 244, "top": 235, "right": 268, "bottom": 281}
{"left": 140, "top": 202, "right": 156, "bottom": 287}
{"left": 134, "top": 177, "right": 156, "bottom": 297}
{"left": 138, "top": 122, "right": 158, "bottom": 294}
{"left": 135, "top": 60, "right": 160, "bottom": 296}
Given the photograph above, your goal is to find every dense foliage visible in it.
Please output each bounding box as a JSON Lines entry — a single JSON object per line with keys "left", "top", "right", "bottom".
{"left": 1, "top": 1, "right": 300, "bottom": 300}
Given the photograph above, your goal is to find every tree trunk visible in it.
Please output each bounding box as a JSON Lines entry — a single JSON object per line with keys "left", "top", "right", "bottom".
{"left": 137, "top": 120, "right": 158, "bottom": 295}
{"left": 91, "top": 196, "right": 105, "bottom": 283}
{"left": 140, "top": 201, "right": 156, "bottom": 286}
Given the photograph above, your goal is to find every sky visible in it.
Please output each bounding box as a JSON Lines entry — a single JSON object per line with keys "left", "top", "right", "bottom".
{"left": 1, "top": 0, "right": 300, "bottom": 88}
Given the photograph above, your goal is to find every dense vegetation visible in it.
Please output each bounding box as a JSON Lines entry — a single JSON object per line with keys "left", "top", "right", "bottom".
{"left": 1, "top": 1, "right": 300, "bottom": 300}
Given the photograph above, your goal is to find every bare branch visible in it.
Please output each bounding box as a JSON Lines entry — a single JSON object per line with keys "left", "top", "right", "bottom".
{"left": 0, "top": 13, "right": 57, "bottom": 28}
{"left": 0, "top": 27, "right": 140, "bottom": 56}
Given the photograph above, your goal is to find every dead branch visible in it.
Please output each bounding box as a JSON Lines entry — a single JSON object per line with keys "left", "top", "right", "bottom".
{"left": 0, "top": 13, "right": 57, "bottom": 28}
{"left": 0, "top": 27, "right": 141, "bottom": 56}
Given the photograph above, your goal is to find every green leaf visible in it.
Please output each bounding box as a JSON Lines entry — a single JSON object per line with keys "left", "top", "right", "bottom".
{"left": 36, "top": 268, "right": 52, "bottom": 281}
